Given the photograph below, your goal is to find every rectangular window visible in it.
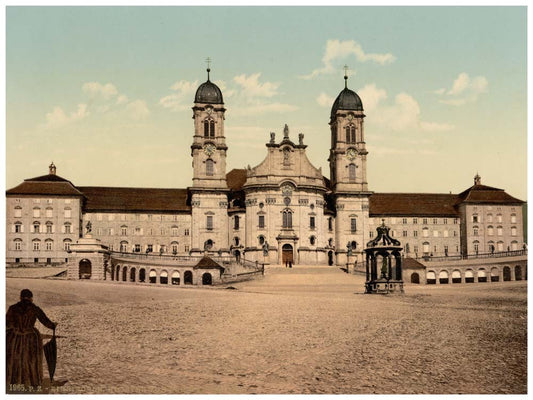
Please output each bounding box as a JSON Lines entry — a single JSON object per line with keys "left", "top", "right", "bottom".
{"left": 259, "top": 215, "right": 265, "bottom": 228}
{"left": 433, "top": 218, "right": 438, "bottom": 224}
{"left": 310, "top": 216, "right": 316, "bottom": 229}
{"left": 135, "top": 227, "right": 141, "bottom": 235}
{"left": 15, "top": 224, "right": 22, "bottom": 233}
{"left": 328, "top": 218, "right": 333, "bottom": 231}
{"left": 108, "top": 214, "right": 115, "bottom": 221}
{"left": 454, "top": 218, "right": 458, "bottom": 224}
{"left": 46, "top": 241, "right": 53, "bottom": 251}
{"left": 121, "top": 227, "right": 127, "bottom": 235}
{"left": 147, "top": 244, "right": 153, "bottom": 253}
{"left": 234, "top": 216, "right": 240, "bottom": 230}
{"left": 402, "top": 231, "right": 407, "bottom": 237}
{"left": 413, "top": 218, "right": 418, "bottom": 224}
{"left": 184, "top": 245, "right": 190, "bottom": 253}
{"left": 15, "top": 241, "right": 22, "bottom": 251}
{"left": 369, "top": 231, "right": 374, "bottom": 238}
{"left": 433, "top": 230, "right": 438, "bottom": 237}
{"left": 423, "top": 218, "right": 428, "bottom": 225}
{"left": 402, "top": 218, "right": 407, "bottom": 224}
{"left": 207, "top": 215, "right": 213, "bottom": 230}
{"left": 46, "top": 208, "right": 53, "bottom": 218}
{"left": 64, "top": 209, "right": 71, "bottom": 218}
{"left": 64, "top": 241, "right": 71, "bottom": 251}
{"left": 135, "top": 244, "right": 141, "bottom": 253}
{"left": 413, "top": 231, "right": 418, "bottom": 237}
{"left": 14, "top": 208, "right": 22, "bottom": 218}
{"left": 33, "top": 208, "right": 40, "bottom": 218}
{"left": 350, "top": 218, "right": 357, "bottom": 233}
{"left": 33, "top": 241, "right": 40, "bottom": 251}
{"left": 443, "top": 218, "right": 448, "bottom": 224}
{"left": 46, "top": 224, "right": 53, "bottom": 234}
{"left": 65, "top": 224, "right": 71, "bottom": 234}
{"left": 184, "top": 229, "right": 190, "bottom": 236}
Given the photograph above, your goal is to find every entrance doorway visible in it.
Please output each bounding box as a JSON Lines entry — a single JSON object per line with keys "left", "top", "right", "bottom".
{"left": 79, "top": 259, "right": 92, "bottom": 279}
{"left": 328, "top": 251, "right": 334, "bottom": 266}
{"left": 282, "top": 244, "right": 294, "bottom": 265}
{"left": 202, "top": 273, "right": 212, "bottom": 285}
{"left": 184, "top": 270, "right": 193, "bottom": 285}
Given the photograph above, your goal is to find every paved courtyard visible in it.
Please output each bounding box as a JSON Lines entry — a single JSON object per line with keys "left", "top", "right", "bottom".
{"left": 5, "top": 266, "right": 527, "bottom": 394}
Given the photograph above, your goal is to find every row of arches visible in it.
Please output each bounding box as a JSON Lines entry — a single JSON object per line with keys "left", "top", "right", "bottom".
{"left": 109, "top": 265, "right": 213, "bottom": 286}
{"left": 411, "top": 265, "right": 525, "bottom": 284}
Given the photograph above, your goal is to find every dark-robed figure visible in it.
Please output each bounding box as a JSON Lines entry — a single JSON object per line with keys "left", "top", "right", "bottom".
{"left": 6, "top": 289, "right": 57, "bottom": 390}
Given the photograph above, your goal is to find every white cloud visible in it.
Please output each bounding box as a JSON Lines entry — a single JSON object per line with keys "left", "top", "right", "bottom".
{"left": 357, "top": 84, "right": 387, "bottom": 112}
{"left": 231, "top": 102, "right": 298, "bottom": 116}
{"left": 82, "top": 82, "right": 118, "bottom": 99}
{"left": 300, "top": 39, "right": 396, "bottom": 80}
{"left": 44, "top": 103, "right": 89, "bottom": 129}
{"left": 435, "top": 73, "right": 488, "bottom": 106}
{"left": 116, "top": 95, "right": 129, "bottom": 105}
{"left": 126, "top": 100, "right": 150, "bottom": 120}
{"left": 316, "top": 93, "right": 334, "bottom": 107}
{"left": 159, "top": 80, "right": 198, "bottom": 111}
{"left": 233, "top": 73, "right": 279, "bottom": 98}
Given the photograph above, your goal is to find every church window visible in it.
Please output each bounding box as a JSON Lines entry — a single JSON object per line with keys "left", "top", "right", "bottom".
{"left": 348, "top": 164, "right": 356, "bottom": 181}
{"left": 346, "top": 125, "right": 356, "bottom": 144}
{"left": 206, "top": 159, "right": 214, "bottom": 176}
{"left": 282, "top": 209, "right": 293, "bottom": 229}
{"left": 350, "top": 218, "right": 357, "bottom": 233}
{"left": 258, "top": 215, "right": 265, "bottom": 228}
{"left": 14, "top": 206, "right": 22, "bottom": 218}
{"left": 234, "top": 215, "right": 240, "bottom": 230}
{"left": 310, "top": 216, "right": 315, "bottom": 229}
{"left": 206, "top": 215, "right": 213, "bottom": 230}
{"left": 204, "top": 119, "right": 215, "bottom": 137}
{"left": 328, "top": 217, "right": 333, "bottom": 231}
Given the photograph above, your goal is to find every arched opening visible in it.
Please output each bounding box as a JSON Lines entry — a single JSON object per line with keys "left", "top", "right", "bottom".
{"left": 465, "top": 269, "right": 474, "bottom": 283}
{"left": 328, "top": 251, "right": 334, "bottom": 266}
{"left": 79, "top": 259, "right": 92, "bottom": 279}
{"left": 515, "top": 265, "right": 522, "bottom": 281}
{"left": 439, "top": 270, "right": 449, "bottom": 284}
{"left": 202, "top": 273, "right": 213, "bottom": 285}
{"left": 160, "top": 270, "right": 168, "bottom": 285}
{"left": 452, "top": 270, "right": 462, "bottom": 284}
{"left": 149, "top": 269, "right": 157, "bottom": 284}
{"left": 490, "top": 267, "right": 500, "bottom": 282}
{"left": 184, "top": 271, "right": 193, "bottom": 285}
{"left": 411, "top": 272, "right": 420, "bottom": 284}
{"left": 139, "top": 268, "right": 146, "bottom": 283}
{"left": 171, "top": 271, "right": 180, "bottom": 285}
{"left": 282, "top": 244, "right": 294, "bottom": 265}
{"left": 503, "top": 266, "right": 511, "bottom": 281}
{"left": 130, "top": 267, "right": 136, "bottom": 282}
{"left": 426, "top": 271, "right": 436, "bottom": 285}
{"left": 122, "top": 266, "right": 128, "bottom": 282}
{"left": 478, "top": 268, "right": 487, "bottom": 283}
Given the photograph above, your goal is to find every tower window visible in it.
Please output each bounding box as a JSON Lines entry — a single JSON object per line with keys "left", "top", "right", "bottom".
{"left": 310, "top": 216, "right": 315, "bottom": 229}
{"left": 234, "top": 215, "right": 240, "bottom": 230}
{"left": 204, "top": 119, "right": 215, "bottom": 137}
{"left": 206, "top": 215, "right": 213, "bottom": 230}
{"left": 348, "top": 164, "right": 356, "bottom": 181}
{"left": 346, "top": 125, "right": 356, "bottom": 144}
{"left": 258, "top": 215, "right": 265, "bottom": 228}
{"left": 350, "top": 218, "right": 357, "bottom": 233}
{"left": 206, "top": 159, "right": 214, "bottom": 176}
{"left": 282, "top": 209, "right": 293, "bottom": 229}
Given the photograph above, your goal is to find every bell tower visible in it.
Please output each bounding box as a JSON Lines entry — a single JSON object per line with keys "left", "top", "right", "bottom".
{"left": 328, "top": 67, "right": 372, "bottom": 266}
{"left": 191, "top": 62, "right": 228, "bottom": 189}
{"left": 328, "top": 66, "right": 368, "bottom": 193}
{"left": 189, "top": 62, "right": 230, "bottom": 257}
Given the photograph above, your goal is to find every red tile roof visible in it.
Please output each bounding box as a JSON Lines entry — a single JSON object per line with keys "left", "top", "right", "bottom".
{"left": 402, "top": 257, "right": 427, "bottom": 269}
{"left": 226, "top": 169, "right": 247, "bottom": 190}
{"left": 194, "top": 256, "right": 225, "bottom": 270}
{"left": 455, "top": 184, "right": 524, "bottom": 205}
{"left": 369, "top": 193, "right": 459, "bottom": 217}
{"left": 78, "top": 186, "right": 190, "bottom": 212}
{"left": 6, "top": 174, "right": 84, "bottom": 197}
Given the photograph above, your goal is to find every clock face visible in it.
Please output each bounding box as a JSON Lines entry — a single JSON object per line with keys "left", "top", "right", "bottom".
{"left": 204, "top": 144, "right": 216, "bottom": 156}
{"left": 346, "top": 148, "right": 357, "bottom": 160}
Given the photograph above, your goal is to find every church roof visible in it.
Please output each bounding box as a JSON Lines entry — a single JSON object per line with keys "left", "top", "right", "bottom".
{"left": 194, "top": 256, "right": 225, "bottom": 270}
{"left": 194, "top": 69, "right": 223, "bottom": 104}
{"left": 369, "top": 193, "right": 459, "bottom": 217}
{"left": 330, "top": 87, "right": 363, "bottom": 120}
{"left": 226, "top": 168, "right": 247, "bottom": 190}
{"left": 78, "top": 186, "right": 190, "bottom": 212}
{"left": 6, "top": 174, "right": 84, "bottom": 197}
{"left": 402, "top": 257, "right": 427, "bottom": 269}
{"left": 455, "top": 183, "right": 524, "bottom": 205}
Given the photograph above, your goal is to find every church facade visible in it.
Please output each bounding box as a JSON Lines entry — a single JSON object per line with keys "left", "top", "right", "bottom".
{"left": 6, "top": 69, "right": 526, "bottom": 267}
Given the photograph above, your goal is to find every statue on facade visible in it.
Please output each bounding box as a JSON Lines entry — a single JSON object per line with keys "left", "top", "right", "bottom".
{"left": 263, "top": 241, "right": 269, "bottom": 256}
{"left": 270, "top": 132, "right": 275, "bottom": 143}
{"left": 298, "top": 133, "right": 304, "bottom": 145}
{"left": 347, "top": 242, "right": 352, "bottom": 257}
{"left": 85, "top": 221, "right": 92, "bottom": 235}
{"left": 283, "top": 124, "right": 289, "bottom": 139}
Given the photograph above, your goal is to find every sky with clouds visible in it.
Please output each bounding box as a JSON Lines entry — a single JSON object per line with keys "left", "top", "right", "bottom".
{"left": 5, "top": 6, "right": 527, "bottom": 200}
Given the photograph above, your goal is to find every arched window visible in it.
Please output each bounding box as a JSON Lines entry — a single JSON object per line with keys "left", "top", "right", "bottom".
{"left": 204, "top": 119, "right": 215, "bottom": 137}
{"left": 423, "top": 242, "right": 430, "bottom": 253}
{"left": 496, "top": 214, "right": 502, "bottom": 223}
{"left": 348, "top": 164, "right": 356, "bottom": 181}
{"left": 473, "top": 240, "right": 480, "bottom": 253}
{"left": 46, "top": 221, "right": 53, "bottom": 234}
{"left": 120, "top": 241, "right": 128, "bottom": 252}
{"left": 487, "top": 213, "right": 493, "bottom": 223}
{"left": 14, "top": 222, "right": 22, "bottom": 233}
{"left": 511, "top": 226, "right": 517, "bottom": 236}
{"left": 487, "top": 225, "right": 494, "bottom": 236}
{"left": 345, "top": 124, "right": 356, "bottom": 143}
{"left": 282, "top": 209, "right": 293, "bottom": 229}
{"left": 206, "top": 159, "right": 214, "bottom": 176}
{"left": 258, "top": 235, "right": 265, "bottom": 245}
{"left": 310, "top": 236, "right": 316, "bottom": 245}
{"left": 171, "top": 241, "right": 179, "bottom": 254}
{"left": 32, "top": 239, "right": 41, "bottom": 251}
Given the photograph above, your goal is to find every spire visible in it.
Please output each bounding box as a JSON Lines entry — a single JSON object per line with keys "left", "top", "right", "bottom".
{"left": 206, "top": 57, "right": 212, "bottom": 81}
{"left": 344, "top": 65, "right": 349, "bottom": 89}
{"left": 49, "top": 162, "right": 56, "bottom": 175}
{"left": 474, "top": 173, "right": 481, "bottom": 185}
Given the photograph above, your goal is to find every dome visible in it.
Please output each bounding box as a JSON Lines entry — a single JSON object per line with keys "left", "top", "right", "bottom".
{"left": 330, "top": 75, "right": 363, "bottom": 120}
{"left": 194, "top": 69, "right": 224, "bottom": 104}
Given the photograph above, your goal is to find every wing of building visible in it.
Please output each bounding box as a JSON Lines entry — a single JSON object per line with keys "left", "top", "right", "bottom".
{"left": 6, "top": 70, "right": 526, "bottom": 267}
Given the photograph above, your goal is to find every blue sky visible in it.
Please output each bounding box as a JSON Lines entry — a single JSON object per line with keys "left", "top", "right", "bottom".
{"left": 5, "top": 6, "right": 527, "bottom": 199}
